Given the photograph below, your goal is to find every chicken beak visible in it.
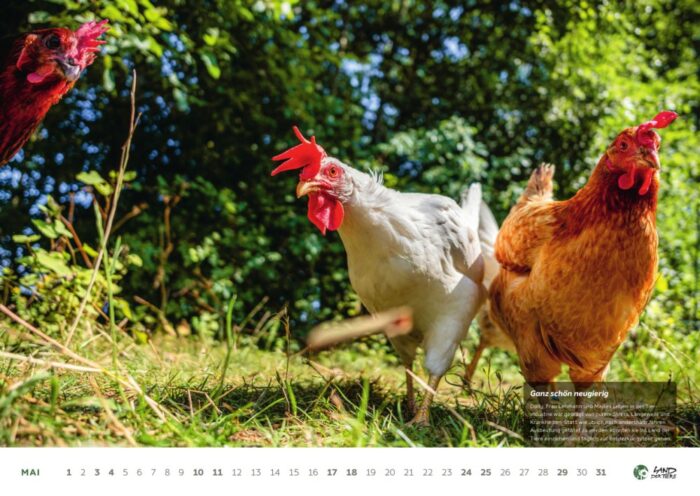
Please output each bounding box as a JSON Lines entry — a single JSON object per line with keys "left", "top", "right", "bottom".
{"left": 57, "top": 58, "right": 82, "bottom": 82}
{"left": 296, "top": 181, "right": 320, "bottom": 198}
{"left": 639, "top": 147, "right": 661, "bottom": 170}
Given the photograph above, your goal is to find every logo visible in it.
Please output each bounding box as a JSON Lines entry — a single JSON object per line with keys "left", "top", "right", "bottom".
{"left": 633, "top": 465, "right": 677, "bottom": 480}
{"left": 651, "top": 466, "right": 677, "bottom": 480}
{"left": 633, "top": 465, "right": 649, "bottom": 480}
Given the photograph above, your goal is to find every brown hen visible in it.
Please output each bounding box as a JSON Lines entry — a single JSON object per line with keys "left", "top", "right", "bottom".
{"left": 489, "top": 112, "right": 677, "bottom": 392}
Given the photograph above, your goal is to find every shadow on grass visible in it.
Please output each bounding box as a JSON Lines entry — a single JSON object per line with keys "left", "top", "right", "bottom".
{"left": 2, "top": 366, "right": 697, "bottom": 447}
{"left": 153, "top": 376, "right": 528, "bottom": 447}
{"left": 155, "top": 374, "right": 700, "bottom": 448}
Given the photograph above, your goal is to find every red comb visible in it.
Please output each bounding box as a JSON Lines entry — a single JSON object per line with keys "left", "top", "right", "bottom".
{"left": 271, "top": 126, "right": 326, "bottom": 180}
{"left": 74, "top": 19, "right": 109, "bottom": 67}
{"left": 636, "top": 110, "right": 678, "bottom": 149}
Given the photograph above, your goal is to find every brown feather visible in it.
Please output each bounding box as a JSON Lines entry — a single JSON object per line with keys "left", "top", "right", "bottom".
{"left": 490, "top": 151, "right": 660, "bottom": 385}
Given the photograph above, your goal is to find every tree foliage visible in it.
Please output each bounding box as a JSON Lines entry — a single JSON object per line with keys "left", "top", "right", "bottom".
{"left": 1, "top": 0, "right": 698, "bottom": 338}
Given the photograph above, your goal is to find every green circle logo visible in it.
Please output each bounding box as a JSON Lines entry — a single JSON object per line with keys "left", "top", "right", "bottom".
{"left": 634, "top": 465, "right": 649, "bottom": 480}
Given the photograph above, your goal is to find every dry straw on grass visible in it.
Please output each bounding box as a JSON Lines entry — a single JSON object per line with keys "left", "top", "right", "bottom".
{"left": 0, "top": 70, "right": 170, "bottom": 425}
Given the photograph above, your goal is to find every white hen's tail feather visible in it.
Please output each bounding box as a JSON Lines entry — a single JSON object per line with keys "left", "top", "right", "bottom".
{"left": 461, "top": 186, "right": 517, "bottom": 370}
{"left": 477, "top": 199, "right": 517, "bottom": 352}
{"left": 461, "top": 184, "right": 499, "bottom": 288}
{"left": 477, "top": 199, "right": 499, "bottom": 288}
{"left": 460, "top": 183, "right": 482, "bottom": 234}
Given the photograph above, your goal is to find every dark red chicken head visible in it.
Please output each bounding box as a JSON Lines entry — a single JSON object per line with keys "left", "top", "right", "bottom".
{"left": 14, "top": 20, "right": 109, "bottom": 85}
{"left": 272, "top": 127, "right": 347, "bottom": 235}
{"left": 604, "top": 110, "right": 677, "bottom": 195}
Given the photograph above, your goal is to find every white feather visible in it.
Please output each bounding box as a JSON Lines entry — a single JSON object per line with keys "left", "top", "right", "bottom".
{"left": 335, "top": 164, "right": 486, "bottom": 377}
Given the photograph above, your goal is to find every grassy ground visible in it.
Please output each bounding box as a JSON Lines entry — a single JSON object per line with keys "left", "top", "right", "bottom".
{"left": 1, "top": 313, "right": 698, "bottom": 447}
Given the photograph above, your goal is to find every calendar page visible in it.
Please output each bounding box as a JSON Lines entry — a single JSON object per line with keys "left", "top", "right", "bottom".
{"left": 1, "top": 447, "right": 696, "bottom": 495}
{"left": 0, "top": 1, "right": 698, "bottom": 495}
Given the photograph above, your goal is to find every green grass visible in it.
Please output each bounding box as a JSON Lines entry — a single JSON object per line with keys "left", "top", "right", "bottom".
{"left": 0, "top": 330, "right": 523, "bottom": 447}
{"left": 0, "top": 316, "right": 698, "bottom": 447}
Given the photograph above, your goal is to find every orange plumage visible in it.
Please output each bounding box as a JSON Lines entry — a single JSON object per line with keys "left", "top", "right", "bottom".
{"left": 489, "top": 113, "right": 675, "bottom": 386}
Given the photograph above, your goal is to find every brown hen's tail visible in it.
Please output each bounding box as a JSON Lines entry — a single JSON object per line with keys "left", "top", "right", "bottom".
{"left": 519, "top": 163, "right": 555, "bottom": 204}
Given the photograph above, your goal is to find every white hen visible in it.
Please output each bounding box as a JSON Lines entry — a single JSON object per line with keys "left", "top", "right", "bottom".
{"left": 272, "top": 127, "right": 486, "bottom": 425}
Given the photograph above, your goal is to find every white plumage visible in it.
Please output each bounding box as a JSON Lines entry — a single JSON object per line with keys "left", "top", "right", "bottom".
{"left": 324, "top": 162, "right": 487, "bottom": 424}
{"left": 273, "top": 128, "right": 489, "bottom": 425}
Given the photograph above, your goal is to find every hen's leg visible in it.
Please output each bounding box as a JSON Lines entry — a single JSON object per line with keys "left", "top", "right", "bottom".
{"left": 464, "top": 339, "right": 485, "bottom": 384}
{"left": 405, "top": 365, "right": 416, "bottom": 416}
{"left": 407, "top": 375, "right": 441, "bottom": 427}
{"left": 522, "top": 358, "right": 561, "bottom": 444}
{"left": 570, "top": 366, "right": 608, "bottom": 439}
{"left": 415, "top": 278, "right": 484, "bottom": 426}
{"left": 526, "top": 380, "right": 562, "bottom": 444}
{"left": 390, "top": 334, "right": 420, "bottom": 418}
{"left": 465, "top": 307, "right": 496, "bottom": 384}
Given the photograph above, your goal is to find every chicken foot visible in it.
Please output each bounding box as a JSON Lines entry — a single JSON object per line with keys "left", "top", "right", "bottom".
{"left": 407, "top": 375, "right": 441, "bottom": 427}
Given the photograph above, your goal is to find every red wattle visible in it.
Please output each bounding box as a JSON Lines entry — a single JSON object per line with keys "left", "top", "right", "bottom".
{"left": 307, "top": 193, "right": 344, "bottom": 235}
{"left": 618, "top": 165, "right": 636, "bottom": 190}
{"left": 638, "top": 168, "right": 655, "bottom": 195}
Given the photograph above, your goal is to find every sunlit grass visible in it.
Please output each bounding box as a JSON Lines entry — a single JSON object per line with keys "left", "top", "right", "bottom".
{"left": 1, "top": 313, "right": 697, "bottom": 447}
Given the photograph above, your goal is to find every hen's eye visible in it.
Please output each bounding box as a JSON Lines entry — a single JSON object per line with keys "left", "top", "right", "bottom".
{"left": 45, "top": 34, "right": 61, "bottom": 50}
{"left": 328, "top": 166, "right": 338, "bottom": 178}
{"left": 619, "top": 140, "right": 629, "bottom": 151}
